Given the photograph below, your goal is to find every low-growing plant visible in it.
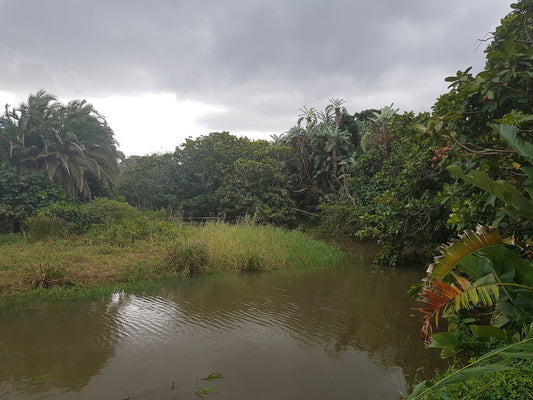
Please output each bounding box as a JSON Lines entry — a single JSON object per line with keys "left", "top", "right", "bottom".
{"left": 22, "top": 214, "right": 69, "bottom": 240}
{"left": 25, "top": 263, "right": 74, "bottom": 289}
{"left": 236, "top": 251, "right": 266, "bottom": 272}
{"left": 82, "top": 197, "right": 145, "bottom": 226}
{"left": 165, "top": 241, "right": 209, "bottom": 275}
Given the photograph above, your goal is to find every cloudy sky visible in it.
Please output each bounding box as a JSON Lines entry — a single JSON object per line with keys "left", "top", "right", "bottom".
{"left": 0, "top": 1, "right": 512, "bottom": 156}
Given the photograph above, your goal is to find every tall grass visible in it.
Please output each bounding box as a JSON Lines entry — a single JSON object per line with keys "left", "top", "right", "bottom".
{"left": 188, "top": 222, "right": 345, "bottom": 271}
{"left": 0, "top": 220, "right": 345, "bottom": 299}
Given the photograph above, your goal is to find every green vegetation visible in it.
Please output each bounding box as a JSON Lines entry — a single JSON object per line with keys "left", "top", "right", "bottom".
{"left": 0, "top": 1, "right": 532, "bottom": 399}
{"left": 405, "top": 1, "right": 533, "bottom": 398}
{"left": 0, "top": 199, "right": 344, "bottom": 298}
{"left": 0, "top": 91, "right": 123, "bottom": 200}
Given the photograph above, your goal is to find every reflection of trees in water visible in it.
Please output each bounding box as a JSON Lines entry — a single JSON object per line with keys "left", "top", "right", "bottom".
{"left": 0, "top": 300, "right": 118, "bottom": 397}
{"left": 163, "top": 263, "right": 447, "bottom": 384}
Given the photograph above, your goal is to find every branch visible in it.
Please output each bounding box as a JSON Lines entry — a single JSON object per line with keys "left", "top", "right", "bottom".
{"left": 448, "top": 134, "right": 514, "bottom": 156}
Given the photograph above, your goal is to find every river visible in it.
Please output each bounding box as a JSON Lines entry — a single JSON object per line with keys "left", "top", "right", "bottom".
{"left": 0, "top": 244, "right": 446, "bottom": 399}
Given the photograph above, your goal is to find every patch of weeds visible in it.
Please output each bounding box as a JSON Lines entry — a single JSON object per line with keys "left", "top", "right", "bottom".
{"left": 25, "top": 263, "right": 75, "bottom": 289}
{"left": 410, "top": 360, "right": 533, "bottom": 400}
{"left": 237, "top": 251, "right": 266, "bottom": 272}
{"left": 22, "top": 214, "right": 69, "bottom": 241}
{"left": 0, "top": 234, "right": 20, "bottom": 246}
{"left": 165, "top": 241, "right": 208, "bottom": 275}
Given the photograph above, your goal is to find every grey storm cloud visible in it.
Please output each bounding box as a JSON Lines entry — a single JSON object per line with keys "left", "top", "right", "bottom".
{"left": 0, "top": 0, "right": 511, "bottom": 135}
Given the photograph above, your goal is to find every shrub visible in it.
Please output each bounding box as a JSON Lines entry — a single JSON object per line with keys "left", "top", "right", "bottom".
{"left": 0, "top": 167, "right": 67, "bottom": 232}
{"left": 82, "top": 197, "right": 144, "bottom": 226}
{"left": 42, "top": 202, "right": 94, "bottom": 233}
{"left": 413, "top": 360, "right": 533, "bottom": 400}
{"left": 22, "top": 214, "right": 69, "bottom": 240}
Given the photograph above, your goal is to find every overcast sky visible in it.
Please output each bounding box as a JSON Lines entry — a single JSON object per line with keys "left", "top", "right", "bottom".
{"left": 0, "top": 1, "right": 512, "bottom": 156}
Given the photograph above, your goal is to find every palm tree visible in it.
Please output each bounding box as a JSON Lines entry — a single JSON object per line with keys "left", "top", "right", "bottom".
{"left": 0, "top": 91, "right": 123, "bottom": 199}
{"left": 325, "top": 98, "right": 347, "bottom": 129}
{"left": 367, "top": 104, "right": 399, "bottom": 158}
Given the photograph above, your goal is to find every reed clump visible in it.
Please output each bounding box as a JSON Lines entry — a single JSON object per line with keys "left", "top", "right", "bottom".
{"left": 165, "top": 240, "right": 209, "bottom": 275}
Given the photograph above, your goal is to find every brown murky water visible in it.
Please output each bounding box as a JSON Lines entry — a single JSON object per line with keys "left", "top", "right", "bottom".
{"left": 0, "top": 245, "right": 446, "bottom": 399}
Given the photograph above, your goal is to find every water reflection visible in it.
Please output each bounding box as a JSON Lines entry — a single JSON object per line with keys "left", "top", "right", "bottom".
{"left": 0, "top": 300, "right": 117, "bottom": 397}
{"left": 0, "top": 247, "right": 446, "bottom": 399}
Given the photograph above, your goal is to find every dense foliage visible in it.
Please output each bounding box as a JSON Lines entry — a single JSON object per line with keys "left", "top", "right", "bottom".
{"left": 117, "top": 132, "right": 298, "bottom": 226}
{"left": 407, "top": 2, "right": 533, "bottom": 398}
{"left": 0, "top": 165, "right": 66, "bottom": 232}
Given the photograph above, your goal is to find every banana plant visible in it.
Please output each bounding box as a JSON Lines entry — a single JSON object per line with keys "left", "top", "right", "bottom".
{"left": 416, "top": 225, "right": 533, "bottom": 345}
{"left": 415, "top": 272, "right": 500, "bottom": 344}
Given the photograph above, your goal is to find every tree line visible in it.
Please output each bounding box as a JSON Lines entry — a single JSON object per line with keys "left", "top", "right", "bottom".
{"left": 0, "top": 1, "right": 531, "bottom": 268}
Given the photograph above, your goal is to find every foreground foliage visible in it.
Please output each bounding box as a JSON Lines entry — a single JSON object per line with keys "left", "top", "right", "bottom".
{"left": 407, "top": 2, "right": 533, "bottom": 397}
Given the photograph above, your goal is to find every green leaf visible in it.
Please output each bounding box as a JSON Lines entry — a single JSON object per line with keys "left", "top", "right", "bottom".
{"left": 447, "top": 165, "right": 533, "bottom": 218}
{"left": 443, "top": 364, "right": 512, "bottom": 385}
{"left": 202, "top": 372, "right": 223, "bottom": 381}
{"left": 408, "top": 380, "right": 429, "bottom": 399}
{"left": 429, "top": 226, "right": 503, "bottom": 281}
{"left": 520, "top": 166, "right": 533, "bottom": 181}
{"left": 195, "top": 387, "right": 217, "bottom": 399}
{"left": 428, "top": 332, "right": 460, "bottom": 348}
{"left": 499, "top": 124, "right": 533, "bottom": 164}
{"left": 458, "top": 255, "right": 491, "bottom": 280}
{"left": 486, "top": 90, "right": 495, "bottom": 100}
{"left": 470, "top": 325, "right": 506, "bottom": 341}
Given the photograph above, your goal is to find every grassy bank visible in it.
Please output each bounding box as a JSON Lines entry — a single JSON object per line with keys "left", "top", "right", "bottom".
{"left": 0, "top": 221, "right": 345, "bottom": 299}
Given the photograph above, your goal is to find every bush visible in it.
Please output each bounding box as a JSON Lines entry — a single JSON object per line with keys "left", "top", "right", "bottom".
{"left": 82, "top": 197, "right": 144, "bottom": 226}
{"left": 414, "top": 360, "right": 533, "bottom": 400}
{"left": 82, "top": 198, "right": 156, "bottom": 245}
{"left": 165, "top": 241, "right": 209, "bottom": 275}
{"left": 42, "top": 202, "right": 94, "bottom": 233}
{"left": 0, "top": 167, "right": 67, "bottom": 232}
{"left": 23, "top": 214, "right": 69, "bottom": 240}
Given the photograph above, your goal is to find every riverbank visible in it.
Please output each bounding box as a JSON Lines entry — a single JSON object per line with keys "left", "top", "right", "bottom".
{"left": 0, "top": 221, "right": 345, "bottom": 300}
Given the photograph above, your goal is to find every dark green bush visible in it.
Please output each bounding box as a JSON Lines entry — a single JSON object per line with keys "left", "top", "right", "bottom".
{"left": 0, "top": 167, "right": 66, "bottom": 232}
{"left": 42, "top": 202, "right": 94, "bottom": 233}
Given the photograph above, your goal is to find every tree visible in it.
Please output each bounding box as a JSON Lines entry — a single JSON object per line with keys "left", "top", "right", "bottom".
{"left": 0, "top": 165, "right": 66, "bottom": 232}
{"left": 117, "top": 153, "right": 181, "bottom": 210}
{"left": 0, "top": 91, "right": 123, "bottom": 199}
{"left": 430, "top": 0, "right": 533, "bottom": 236}
{"left": 325, "top": 98, "right": 347, "bottom": 129}
{"left": 216, "top": 157, "right": 297, "bottom": 226}
{"left": 274, "top": 100, "right": 356, "bottom": 205}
